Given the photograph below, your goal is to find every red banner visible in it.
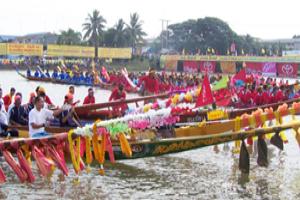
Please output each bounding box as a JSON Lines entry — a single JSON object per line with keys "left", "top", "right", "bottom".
{"left": 246, "top": 62, "right": 277, "bottom": 77}
{"left": 262, "top": 62, "right": 277, "bottom": 77}
{"left": 277, "top": 63, "right": 298, "bottom": 78}
{"left": 183, "top": 61, "right": 198, "bottom": 73}
{"left": 199, "top": 61, "right": 216, "bottom": 73}
{"left": 245, "top": 62, "right": 263, "bottom": 74}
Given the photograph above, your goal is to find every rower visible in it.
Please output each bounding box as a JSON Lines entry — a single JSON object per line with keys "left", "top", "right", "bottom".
{"left": 0, "top": 88, "right": 4, "bottom": 112}
{"left": 9, "top": 95, "right": 28, "bottom": 126}
{"left": 28, "top": 96, "right": 63, "bottom": 138}
{"left": 83, "top": 88, "right": 95, "bottom": 105}
{"left": 52, "top": 69, "right": 59, "bottom": 79}
{"left": 26, "top": 68, "right": 31, "bottom": 77}
{"left": 66, "top": 86, "right": 80, "bottom": 105}
{"left": 59, "top": 70, "right": 66, "bottom": 80}
{"left": 24, "top": 92, "right": 35, "bottom": 114}
{"left": 254, "top": 87, "right": 263, "bottom": 106}
{"left": 37, "top": 87, "right": 54, "bottom": 107}
{"left": 137, "top": 68, "right": 159, "bottom": 96}
{"left": 34, "top": 70, "right": 39, "bottom": 78}
{"left": 3, "top": 87, "right": 16, "bottom": 112}
{"left": 0, "top": 103, "right": 18, "bottom": 137}
{"left": 59, "top": 94, "right": 81, "bottom": 127}
{"left": 45, "top": 69, "right": 50, "bottom": 78}
{"left": 109, "top": 85, "right": 128, "bottom": 116}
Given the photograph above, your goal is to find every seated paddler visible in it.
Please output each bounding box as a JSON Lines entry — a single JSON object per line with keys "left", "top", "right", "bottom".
{"left": 28, "top": 96, "right": 63, "bottom": 138}
{"left": 0, "top": 103, "right": 18, "bottom": 137}
{"left": 59, "top": 94, "right": 81, "bottom": 127}
{"left": 9, "top": 94, "right": 28, "bottom": 126}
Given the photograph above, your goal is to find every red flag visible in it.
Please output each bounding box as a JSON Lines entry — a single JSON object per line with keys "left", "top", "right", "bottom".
{"left": 233, "top": 69, "right": 246, "bottom": 82}
{"left": 196, "top": 75, "right": 214, "bottom": 107}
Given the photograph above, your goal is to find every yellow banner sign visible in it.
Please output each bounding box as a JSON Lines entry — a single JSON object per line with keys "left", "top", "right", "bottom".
{"left": 0, "top": 43, "right": 7, "bottom": 55}
{"left": 98, "top": 48, "right": 132, "bottom": 59}
{"left": 7, "top": 43, "right": 43, "bottom": 56}
{"left": 47, "top": 45, "right": 95, "bottom": 58}
{"left": 207, "top": 110, "right": 225, "bottom": 121}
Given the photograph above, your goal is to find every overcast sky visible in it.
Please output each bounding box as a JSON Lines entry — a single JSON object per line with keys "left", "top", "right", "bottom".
{"left": 0, "top": 0, "right": 299, "bottom": 39}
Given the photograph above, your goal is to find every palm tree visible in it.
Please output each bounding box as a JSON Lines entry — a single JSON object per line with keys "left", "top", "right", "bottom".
{"left": 57, "top": 28, "right": 82, "bottom": 45}
{"left": 113, "top": 19, "right": 128, "bottom": 47}
{"left": 82, "top": 10, "right": 106, "bottom": 58}
{"left": 127, "top": 13, "right": 146, "bottom": 50}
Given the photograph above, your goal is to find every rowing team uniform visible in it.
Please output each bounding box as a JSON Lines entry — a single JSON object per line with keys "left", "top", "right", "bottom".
{"left": 109, "top": 88, "right": 128, "bottom": 115}
{"left": 238, "top": 89, "right": 292, "bottom": 106}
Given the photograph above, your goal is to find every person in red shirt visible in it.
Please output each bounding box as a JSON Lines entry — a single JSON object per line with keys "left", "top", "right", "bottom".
{"left": 109, "top": 85, "right": 128, "bottom": 116}
{"left": 64, "top": 86, "right": 80, "bottom": 106}
{"left": 137, "top": 68, "right": 159, "bottom": 95}
{"left": 254, "top": 87, "right": 263, "bottom": 106}
{"left": 35, "top": 86, "right": 54, "bottom": 107}
{"left": 244, "top": 85, "right": 253, "bottom": 106}
{"left": 261, "top": 85, "right": 271, "bottom": 105}
{"left": 271, "top": 86, "right": 284, "bottom": 103}
{"left": 83, "top": 88, "right": 95, "bottom": 105}
{"left": 3, "top": 87, "right": 16, "bottom": 111}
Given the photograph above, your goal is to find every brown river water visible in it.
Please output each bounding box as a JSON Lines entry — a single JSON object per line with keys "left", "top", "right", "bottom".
{"left": 0, "top": 70, "right": 300, "bottom": 199}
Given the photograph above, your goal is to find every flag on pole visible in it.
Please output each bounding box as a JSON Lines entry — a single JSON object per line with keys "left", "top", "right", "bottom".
{"left": 233, "top": 69, "right": 246, "bottom": 82}
{"left": 195, "top": 75, "right": 214, "bottom": 107}
{"left": 212, "top": 76, "right": 229, "bottom": 91}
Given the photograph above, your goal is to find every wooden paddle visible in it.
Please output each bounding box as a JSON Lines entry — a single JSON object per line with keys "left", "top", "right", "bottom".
{"left": 74, "top": 93, "right": 169, "bottom": 114}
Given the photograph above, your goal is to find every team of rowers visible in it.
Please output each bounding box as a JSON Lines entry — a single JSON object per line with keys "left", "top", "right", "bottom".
{"left": 233, "top": 78, "right": 300, "bottom": 107}
{"left": 2, "top": 66, "right": 300, "bottom": 138}
{"left": 27, "top": 67, "right": 202, "bottom": 93}
{"left": 0, "top": 83, "right": 127, "bottom": 138}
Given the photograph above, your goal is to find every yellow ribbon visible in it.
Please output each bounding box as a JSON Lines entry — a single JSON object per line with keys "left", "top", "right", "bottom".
{"left": 233, "top": 117, "right": 241, "bottom": 153}
{"left": 234, "top": 117, "right": 241, "bottom": 132}
{"left": 68, "top": 130, "right": 81, "bottom": 173}
{"left": 92, "top": 120, "right": 102, "bottom": 163}
{"left": 290, "top": 108, "right": 296, "bottom": 120}
{"left": 260, "top": 114, "right": 267, "bottom": 125}
{"left": 248, "top": 116, "right": 256, "bottom": 128}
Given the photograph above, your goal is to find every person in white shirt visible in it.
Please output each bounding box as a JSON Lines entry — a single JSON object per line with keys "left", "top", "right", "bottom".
{"left": 0, "top": 102, "right": 18, "bottom": 137}
{"left": 29, "top": 96, "right": 63, "bottom": 138}
{"left": 0, "top": 87, "right": 5, "bottom": 113}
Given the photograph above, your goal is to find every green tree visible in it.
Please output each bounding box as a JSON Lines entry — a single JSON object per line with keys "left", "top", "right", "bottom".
{"left": 127, "top": 13, "right": 146, "bottom": 49}
{"left": 113, "top": 19, "right": 128, "bottom": 47}
{"left": 82, "top": 9, "right": 106, "bottom": 58}
{"left": 57, "top": 28, "right": 82, "bottom": 45}
{"left": 166, "top": 17, "right": 264, "bottom": 55}
{"left": 103, "top": 28, "right": 116, "bottom": 47}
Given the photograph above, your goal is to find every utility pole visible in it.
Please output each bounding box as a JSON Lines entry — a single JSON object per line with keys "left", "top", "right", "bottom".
{"left": 160, "top": 19, "right": 170, "bottom": 51}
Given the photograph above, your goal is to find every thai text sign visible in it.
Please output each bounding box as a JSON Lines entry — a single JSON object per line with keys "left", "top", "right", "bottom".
{"left": 0, "top": 43, "right": 6, "bottom": 55}
{"left": 7, "top": 43, "right": 43, "bottom": 56}
{"left": 47, "top": 45, "right": 95, "bottom": 58}
{"left": 98, "top": 48, "right": 132, "bottom": 59}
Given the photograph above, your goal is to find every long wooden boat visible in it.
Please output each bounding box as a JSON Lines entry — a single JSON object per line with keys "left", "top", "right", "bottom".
{"left": 17, "top": 69, "right": 138, "bottom": 93}
{"left": 113, "top": 121, "right": 298, "bottom": 160}
{"left": 8, "top": 125, "right": 74, "bottom": 138}
{"left": 0, "top": 103, "right": 298, "bottom": 183}
{"left": 2, "top": 118, "right": 299, "bottom": 160}
{"left": 75, "top": 96, "right": 300, "bottom": 121}
{"left": 180, "top": 97, "right": 300, "bottom": 122}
